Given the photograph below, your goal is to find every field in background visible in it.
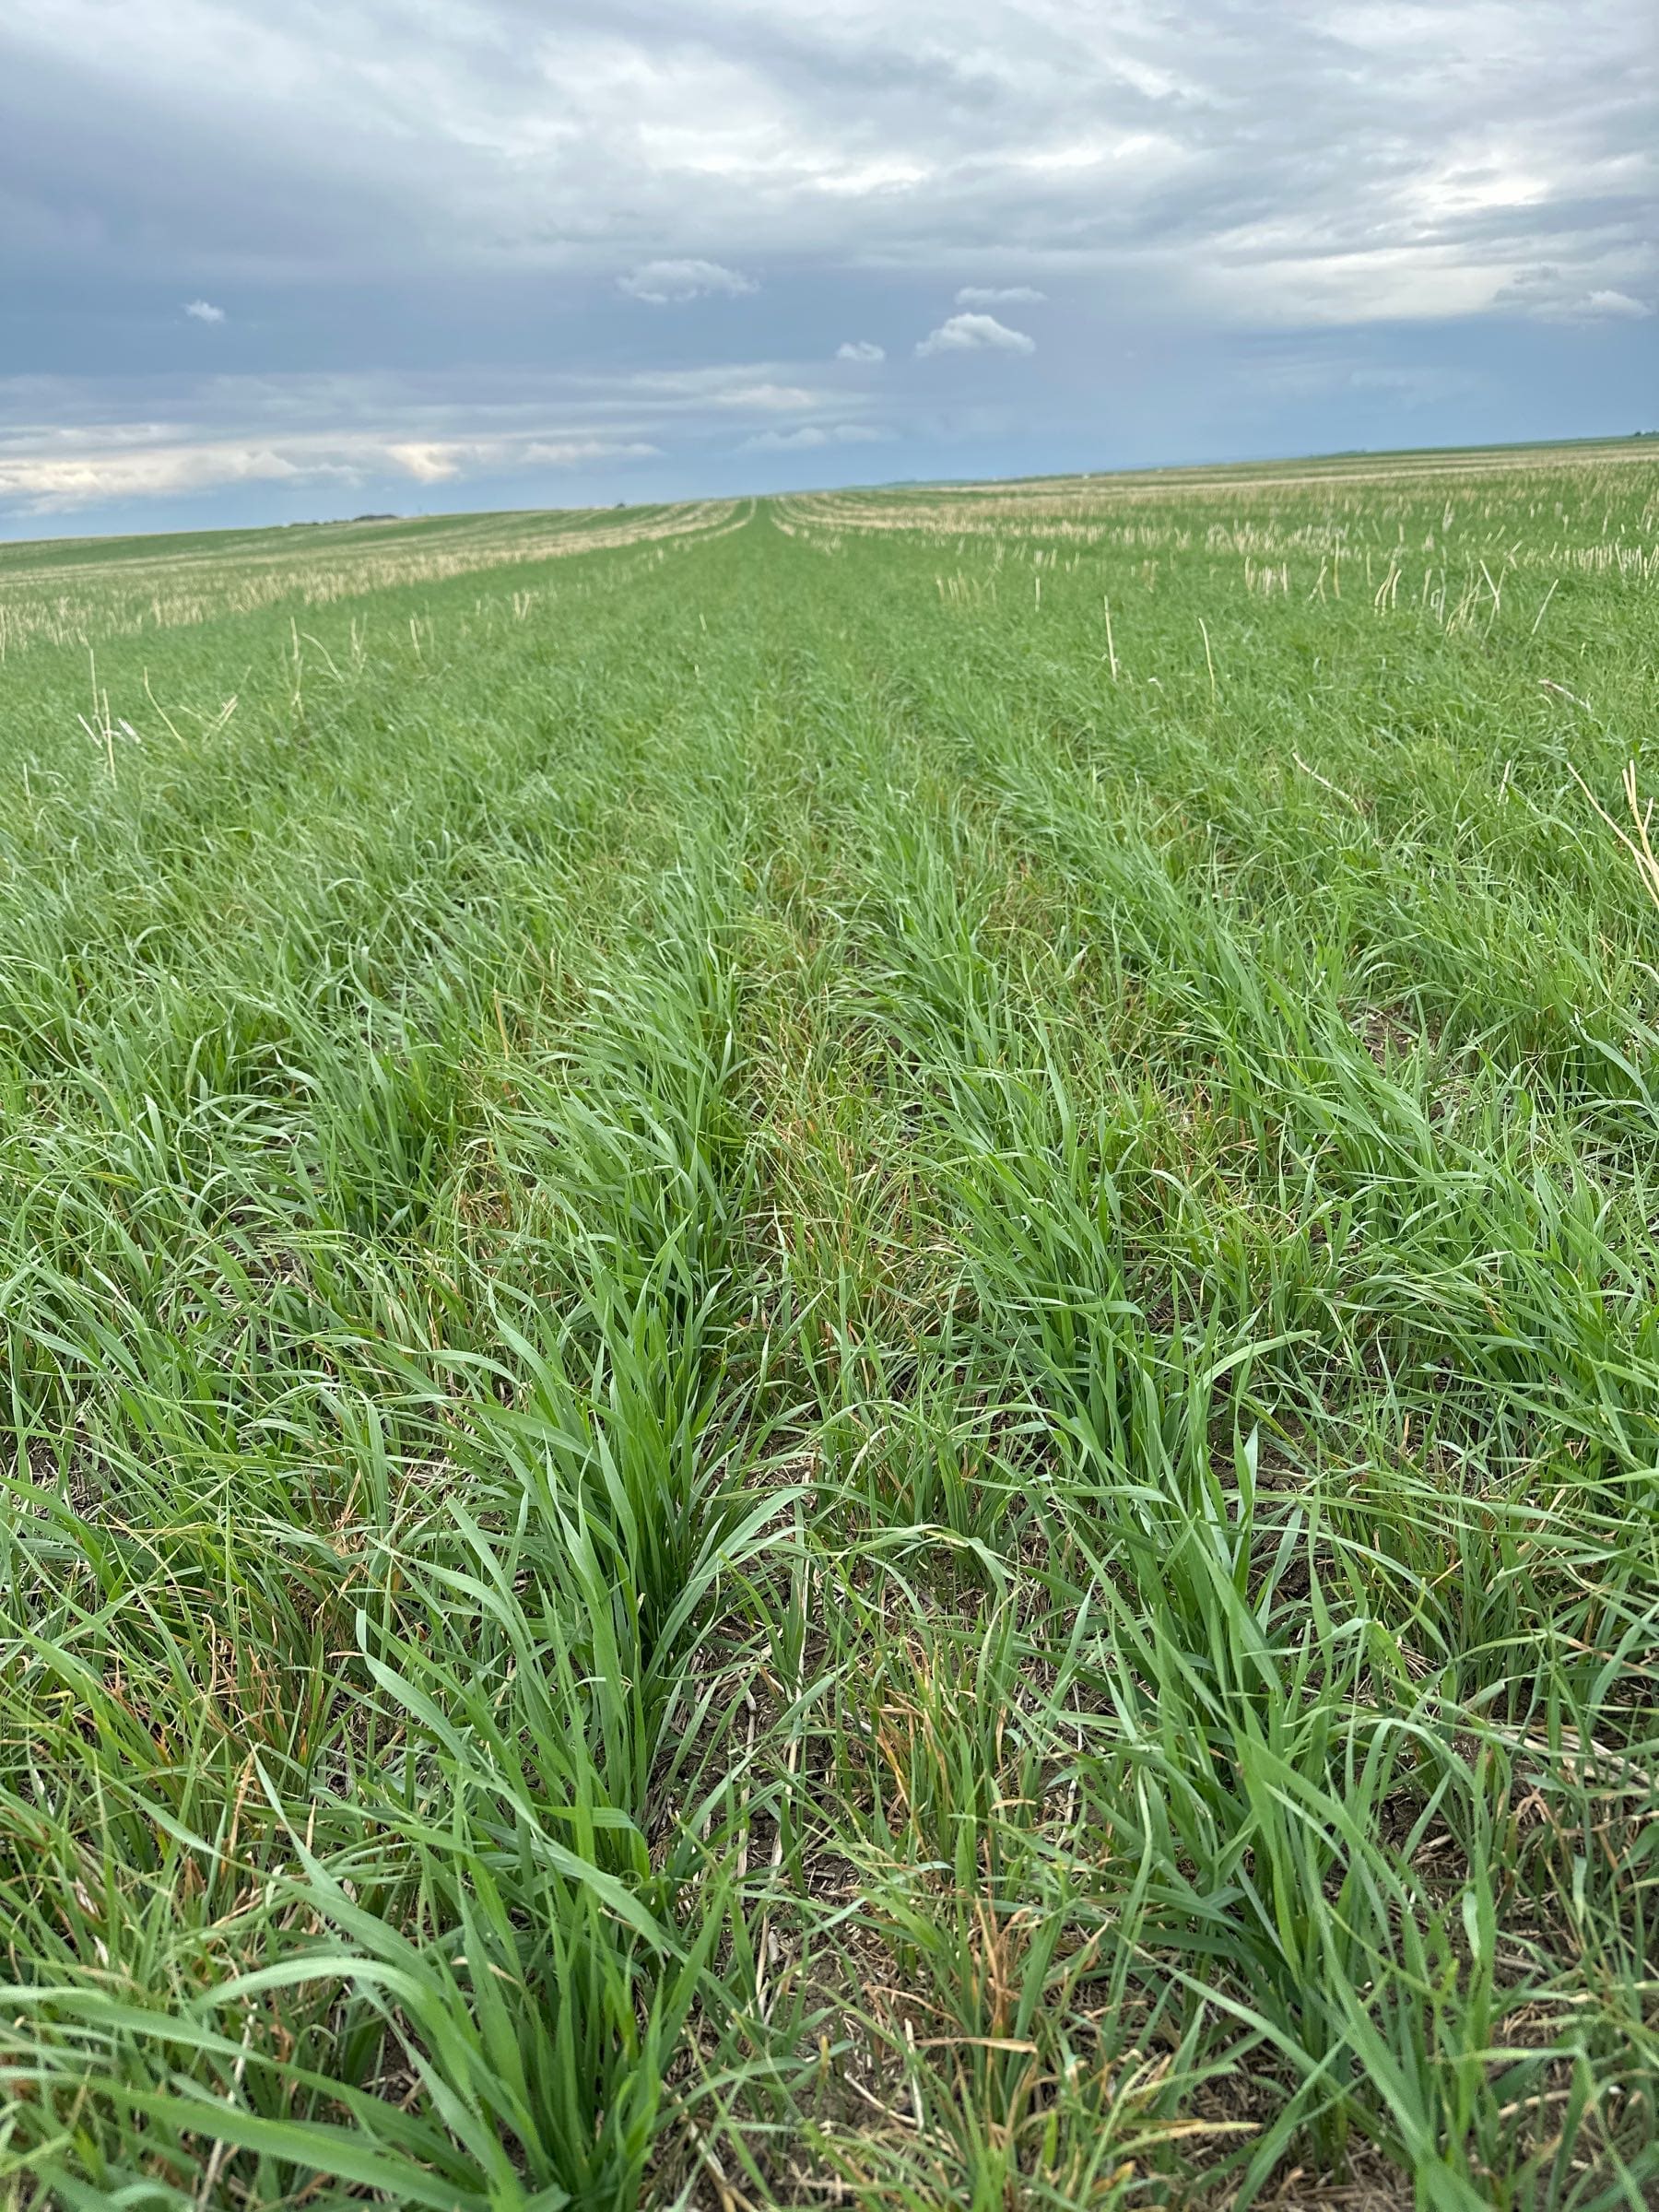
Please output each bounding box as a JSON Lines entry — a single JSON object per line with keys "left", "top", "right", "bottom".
{"left": 0, "top": 501, "right": 748, "bottom": 660}
{"left": 1, "top": 442, "right": 1655, "bottom": 2209}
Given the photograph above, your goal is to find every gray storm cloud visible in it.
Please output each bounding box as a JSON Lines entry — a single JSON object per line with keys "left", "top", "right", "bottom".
{"left": 1, "top": 0, "right": 1653, "bottom": 524}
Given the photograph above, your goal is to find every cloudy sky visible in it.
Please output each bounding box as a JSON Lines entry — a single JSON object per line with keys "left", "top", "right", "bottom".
{"left": 2, "top": 0, "right": 1653, "bottom": 535}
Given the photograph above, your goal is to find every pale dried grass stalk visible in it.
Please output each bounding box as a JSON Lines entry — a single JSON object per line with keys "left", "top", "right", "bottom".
{"left": 1569, "top": 758, "right": 1659, "bottom": 912}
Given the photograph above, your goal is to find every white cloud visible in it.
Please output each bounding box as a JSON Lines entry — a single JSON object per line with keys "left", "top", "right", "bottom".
{"left": 1584, "top": 288, "right": 1653, "bottom": 321}
{"left": 524, "top": 438, "right": 661, "bottom": 463}
{"left": 385, "top": 441, "right": 474, "bottom": 483}
{"left": 955, "top": 286, "right": 1046, "bottom": 306}
{"left": 742, "top": 422, "right": 888, "bottom": 452}
{"left": 183, "top": 300, "right": 226, "bottom": 324}
{"left": 837, "top": 340, "right": 885, "bottom": 362}
{"left": 0, "top": 415, "right": 665, "bottom": 513}
{"left": 384, "top": 436, "right": 657, "bottom": 478}
{"left": 1493, "top": 266, "right": 1657, "bottom": 324}
{"left": 0, "top": 360, "right": 853, "bottom": 516}
{"left": 916, "top": 312, "right": 1036, "bottom": 358}
{"left": 570, "top": 364, "right": 830, "bottom": 412}
{"left": 0, "top": 441, "right": 316, "bottom": 509}
{"left": 387, "top": 435, "right": 661, "bottom": 481}
{"left": 706, "top": 381, "right": 822, "bottom": 411}
{"left": 617, "top": 258, "right": 757, "bottom": 304}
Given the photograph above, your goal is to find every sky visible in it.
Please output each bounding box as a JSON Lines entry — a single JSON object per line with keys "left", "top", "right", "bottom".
{"left": 1, "top": 0, "right": 1654, "bottom": 538}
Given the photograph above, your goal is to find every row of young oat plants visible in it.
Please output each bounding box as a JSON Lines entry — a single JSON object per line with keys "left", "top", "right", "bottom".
{"left": 0, "top": 544, "right": 801, "bottom": 2210}
{"left": 1, "top": 445, "right": 1656, "bottom": 2209}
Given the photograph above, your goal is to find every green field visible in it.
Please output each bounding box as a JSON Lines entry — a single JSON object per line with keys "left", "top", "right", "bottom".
{"left": 2, "top": 442, "right": 1656, "bottom": 2209}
